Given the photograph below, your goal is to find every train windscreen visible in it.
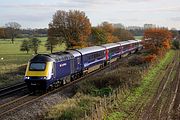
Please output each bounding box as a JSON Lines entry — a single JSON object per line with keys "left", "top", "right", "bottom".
{"left": 29, "top": 63, "right": 46, "bottom": 71}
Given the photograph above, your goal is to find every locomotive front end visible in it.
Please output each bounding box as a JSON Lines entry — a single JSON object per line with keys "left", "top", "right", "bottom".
{"left": 24, "top": 55, "right": 54, "bottom": 92}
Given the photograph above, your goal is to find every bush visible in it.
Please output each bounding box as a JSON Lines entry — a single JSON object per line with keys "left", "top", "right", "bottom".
{"left": 128, "top": 55, "right": 145, "bottom": 66}
{"left": 78, "top": 67, "right": 143, "bottom": 96}
{"left": 172, "top": 40, "right": 180, "bottom": 49}
{"left": 91, "top": 87, "right": 113, "bottom": 96}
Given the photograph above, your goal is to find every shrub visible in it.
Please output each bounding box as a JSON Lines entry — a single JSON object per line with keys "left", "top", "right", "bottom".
{"left": 172, "top": 40, "right": 180, "bottom": 49}
{"left": 91, "top": 87, "right": 113, "bottom": 96}
{"left": 128, "top": 55, "right": 145, "bottom": 66}
{"left": 78, "top": 67, "right": 143, "bottom": 96}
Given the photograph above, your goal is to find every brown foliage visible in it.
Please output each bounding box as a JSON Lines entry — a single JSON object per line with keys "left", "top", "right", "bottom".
{"left": 49, "top": 10, "right": 91, "bottom": 48}
{"left": 144, "top": 54, "right": 157, "bottom": 63}
{"left": 0, "top": 28, "right": 5, "bottom": 38}
{"left": 143, "top": 28, "right": 172, "bottom": 56}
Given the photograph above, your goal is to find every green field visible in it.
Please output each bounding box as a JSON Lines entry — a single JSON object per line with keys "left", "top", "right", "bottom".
{"left": 0, "top": 37, "right": 66, "bottom": 88}
{"left": 134, "top": 36, "right": 143, "bottom": 39}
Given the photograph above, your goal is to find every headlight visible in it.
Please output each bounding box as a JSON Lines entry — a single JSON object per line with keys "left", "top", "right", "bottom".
{"left": 24, "top": 76, "right": 30, "bottom": 79}
{"left": 43, "top": 76, "right": 47, "bottom": 80}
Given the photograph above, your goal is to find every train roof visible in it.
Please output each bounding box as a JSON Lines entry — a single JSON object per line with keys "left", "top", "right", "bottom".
{"left": 76, "top": 46, "right": 105, "bottom": 55}
{"left": 30, "top": 54, "right": 55, "bottom": 62}
{"left": 136, "top": 39, "right": 142, "bottom": 42}
{"left": 101, "top": 43, "right": 120, "bottom": 49}
{"left": 128, "top": 40, "right": 139, "bottom": 44}
{"left": 50, "top": 52, "right": 74, "bottom": 61}
{"left": 66, "top": 49, "right": 81, "bottom": 57}
{"left": 117, "top": 41, "right": 131, "bottom": 46}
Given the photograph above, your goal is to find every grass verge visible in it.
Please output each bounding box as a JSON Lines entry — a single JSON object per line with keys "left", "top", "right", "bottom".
{"left": 106, "top": 50, "right": 175, "bottom": 120}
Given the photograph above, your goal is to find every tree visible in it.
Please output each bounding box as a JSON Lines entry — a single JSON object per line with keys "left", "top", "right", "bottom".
{"left": 0, "top": 28, "right": 6, "bottom": 39}
{"left": 30, "top": 37, "right": 41, "bottom": 54}
{"left": 45, "top": 37, "right": 57, "bottom": 53}
{"left": 143, "top": 28, "right": 172, "bottom": 55}
{"left": 20, "top": 40, "right": 31, "bottom": 54}
{"left": 172, "top": 35, "right": 180, "bottom": 49}
{"left": 172, "top": 40, "right": 180, "bottom": 49}
{"left": 49, "top": 10, "right": 91, "bottom": 48}
{"left": 88, "top": 27, "right": 107, "bottom": 46}
{"left": 98, "top": 22, "right": 117, "bottom": 43}
{"left": 5, "top": 22, "right": 21, "bottom": 44}
{"left": 113, "top": 28, "right": 134, "bottom": 41}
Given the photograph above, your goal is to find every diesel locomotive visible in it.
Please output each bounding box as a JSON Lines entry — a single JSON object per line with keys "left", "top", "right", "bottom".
{"left": 24, "top": 40, "right": 143, "bottom": 92}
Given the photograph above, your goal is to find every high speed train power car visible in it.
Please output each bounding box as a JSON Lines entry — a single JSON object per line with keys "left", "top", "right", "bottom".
{"left": 24, "top": 40, "right": 143, "bottom": 92}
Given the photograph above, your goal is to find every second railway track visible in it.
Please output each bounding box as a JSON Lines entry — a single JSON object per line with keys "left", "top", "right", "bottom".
{"left": 0, "top": 82, "right": 27, "bottom": 98}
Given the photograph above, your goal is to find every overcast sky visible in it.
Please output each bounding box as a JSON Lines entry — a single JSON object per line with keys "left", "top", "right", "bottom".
{"left": 0, "top": 0, "right": 180, "bottom": 29}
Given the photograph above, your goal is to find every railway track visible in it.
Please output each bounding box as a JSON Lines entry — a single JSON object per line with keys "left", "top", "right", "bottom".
{"left": 0, "top": 82, "right": 27, "bottom": 98}
{"left": 0, "top": 53, "right": 130, "bottom": 118}
{"left": 140, "top": 50, "right": 180, "bottom": 120}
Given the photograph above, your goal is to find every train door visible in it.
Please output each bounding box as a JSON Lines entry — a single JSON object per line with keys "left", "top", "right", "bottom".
{"left": 76, "top": 57, "right": 81, "bottom": 71}
{"left": 106, "top": 49, "right": 109, "bottom": 60}
{"left": 70, "top": 59, "right": 74, "bottom": 74}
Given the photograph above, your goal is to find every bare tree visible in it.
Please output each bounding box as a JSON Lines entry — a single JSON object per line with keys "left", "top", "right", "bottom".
{"left": 5, "top": 22, "right": 21, "bottom": 44}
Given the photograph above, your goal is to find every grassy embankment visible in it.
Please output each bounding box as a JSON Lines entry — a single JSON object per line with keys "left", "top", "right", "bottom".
{"left": 44, "top": 50, "right": 175, "bottom": 120}
{"left": 106, "top": 50, "right": 175, "bottom": 120}
{"left": 0, "top": 37, "right": 66, "bottom": 88}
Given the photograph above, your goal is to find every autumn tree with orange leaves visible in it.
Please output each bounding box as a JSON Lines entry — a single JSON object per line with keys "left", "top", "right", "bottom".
{"left": 98, "top": 22, "right": 117, "bottom": 43}
{"left": 143, "top": 28, "right": 172, "bottom": 57}
{"left": 48, "top": 10, "right": 91, "bottom": 48}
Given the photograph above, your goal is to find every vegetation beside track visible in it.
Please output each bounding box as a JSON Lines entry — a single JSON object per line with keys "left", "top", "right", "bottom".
{"left": 106, "top": 50, "right": 175, "bottom": 120}
{"left": 44, "top": 50, "right": 176, "bottom": 120}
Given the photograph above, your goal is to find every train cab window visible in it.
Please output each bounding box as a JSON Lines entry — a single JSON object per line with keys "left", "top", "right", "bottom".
{"left": 52, "top": 62, "right": 56, "bottom": 75}
{"left": 29, "top": 63, "right": 46, "bottom": 71}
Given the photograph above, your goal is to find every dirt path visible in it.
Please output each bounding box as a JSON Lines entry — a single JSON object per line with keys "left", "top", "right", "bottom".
{"left": 138, "top": 50, "right": 180, "bottom": 120}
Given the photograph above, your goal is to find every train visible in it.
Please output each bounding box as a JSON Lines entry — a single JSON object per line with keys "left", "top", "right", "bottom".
{"left": 24, "top": 40, "right": 143, "bottom": 92}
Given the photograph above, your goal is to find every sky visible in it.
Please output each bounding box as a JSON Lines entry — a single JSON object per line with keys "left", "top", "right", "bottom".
{"left": 0, "top": 0, "right": 180, "bottom": 29}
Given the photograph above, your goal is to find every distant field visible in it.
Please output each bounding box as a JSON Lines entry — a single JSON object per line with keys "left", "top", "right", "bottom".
{"left": 0, "top": 37, "right": 66, "bottom": 88}
{"left": 0, "top": 37, "right": 66, "bottom": 54}
{"left": 134, "top": 36, "right": 143, "bottom": 39}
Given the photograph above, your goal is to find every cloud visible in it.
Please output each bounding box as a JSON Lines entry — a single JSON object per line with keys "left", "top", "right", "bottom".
{"left": 0, "top": 2, "right": 86, "bottom": 9}
{"left": 171, "top": 17, "right": 180, "bottom": 21}
{"left": 2, "top": 13, "right": 52, "bottom": 22}
{"left": 0, "top": 0, "right": 154, "bottom": 9}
